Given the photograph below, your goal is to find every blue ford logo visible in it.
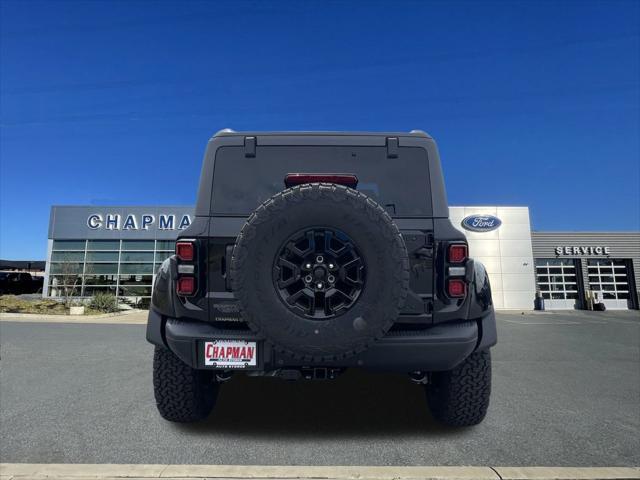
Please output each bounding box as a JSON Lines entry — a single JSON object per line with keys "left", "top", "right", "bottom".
{"left": 461, "top": 214, "right": 502, "bottom": 232}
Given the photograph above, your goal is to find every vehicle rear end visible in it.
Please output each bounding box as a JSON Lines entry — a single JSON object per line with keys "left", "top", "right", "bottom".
{"left": 147, "top": 130, "right": 496, "bottom": 426}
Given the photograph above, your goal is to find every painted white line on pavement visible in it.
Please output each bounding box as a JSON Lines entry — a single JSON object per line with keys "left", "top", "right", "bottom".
{"left": 1, "top": 464, "right": 639, "bottom": 480}
{"left": 499, "top": 318, "right": 581, "bottom": 325}
{"left": 496, "top": 466, "right": 640, "bottom": 480}
{"left": 0, "top": 312, "right": 147, "bottom": 325}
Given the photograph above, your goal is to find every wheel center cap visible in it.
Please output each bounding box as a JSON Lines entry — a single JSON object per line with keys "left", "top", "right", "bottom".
{"left": 313, "top": 267, "right": 326, "bottom": 280}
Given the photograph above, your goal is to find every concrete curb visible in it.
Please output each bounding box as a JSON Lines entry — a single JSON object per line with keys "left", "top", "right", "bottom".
{"left": 1, "top": 464, "right": 638, "bottom": 480}
{"left": 0, "top": 310, "right": 147, "bottom": 324}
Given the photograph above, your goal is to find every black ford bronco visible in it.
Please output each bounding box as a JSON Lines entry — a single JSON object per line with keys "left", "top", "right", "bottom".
{"left": 146, "top": 130, "right": 496, "bottom": 426}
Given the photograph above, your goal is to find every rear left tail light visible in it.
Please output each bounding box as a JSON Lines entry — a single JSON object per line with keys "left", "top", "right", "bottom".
{"left": 176, "top": 276, "right": 195, "bottom": 296}
{"left": 175, "top": 239, "right": 197, "bottom": 296}
{"left": 447, "top": 279, "right": 466, "bottom": 298}
{"left": 176, "top": 241, "right": 194, "bottom": 261}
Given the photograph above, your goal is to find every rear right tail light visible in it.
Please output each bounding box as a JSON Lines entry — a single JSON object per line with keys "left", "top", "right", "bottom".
{"left": 448, "top": 244, "right": 468, "bottom": 263}
{"left": 176, "top": 276, "right": 195, "bottom": 296}
{"left": 447, "top": 279, "right": 466, "bottom": 298}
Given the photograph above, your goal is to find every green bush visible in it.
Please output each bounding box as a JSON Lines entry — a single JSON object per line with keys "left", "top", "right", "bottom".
{"left": 89, "top": 293, "right": 119, "bottom": 313}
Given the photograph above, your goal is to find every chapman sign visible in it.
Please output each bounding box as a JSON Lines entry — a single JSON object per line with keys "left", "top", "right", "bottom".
{"left": 555, "top": 246, "right": 611, "bottom": 256}
{"left": 87, "top": 213, "right": 192, "bottom": 231}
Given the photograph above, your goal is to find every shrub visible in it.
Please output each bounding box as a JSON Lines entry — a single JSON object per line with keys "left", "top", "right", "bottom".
{"left": 89, "top": 293, "right": 119, "bottom": 313}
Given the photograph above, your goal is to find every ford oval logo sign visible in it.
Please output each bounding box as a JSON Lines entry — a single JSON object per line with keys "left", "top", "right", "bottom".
{"left": 461, "top": 214, "right": 502, "bottom": 232}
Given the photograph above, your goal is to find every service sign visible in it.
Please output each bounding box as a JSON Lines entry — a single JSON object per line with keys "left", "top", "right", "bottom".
{"left": 555, "top": 246, "right": 611, "bottom": 256}
{"left": 461, "top": 214, "right": 502, "bottom": 232}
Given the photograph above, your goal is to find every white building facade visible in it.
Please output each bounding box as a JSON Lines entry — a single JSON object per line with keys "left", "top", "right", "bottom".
{"left": 449, "top": 207, "right": 536, "bottom": 310}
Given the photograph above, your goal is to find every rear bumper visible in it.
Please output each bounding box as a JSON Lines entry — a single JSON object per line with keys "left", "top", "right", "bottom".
{"left": 147, "top": 309, "right": 496, "bottom": 373}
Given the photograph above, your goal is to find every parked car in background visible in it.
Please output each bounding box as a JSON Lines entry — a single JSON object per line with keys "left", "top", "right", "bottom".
{"left": 0, "top": 272, "right": 43, "bottom": 295}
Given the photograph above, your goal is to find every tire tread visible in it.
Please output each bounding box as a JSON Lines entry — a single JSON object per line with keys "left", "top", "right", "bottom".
{"left": 153, "top": 346, "right": 217, "bottom": 422}
{"left": 427, "top": 350, "right": 492, "bottom": 427}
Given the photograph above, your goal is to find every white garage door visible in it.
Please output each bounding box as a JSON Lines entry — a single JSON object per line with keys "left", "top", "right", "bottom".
{"left": 536, "top": 258, "right": 580, "bottom": 310}
{"left": 588, "top": 259, "right": 631, "bottom": 310}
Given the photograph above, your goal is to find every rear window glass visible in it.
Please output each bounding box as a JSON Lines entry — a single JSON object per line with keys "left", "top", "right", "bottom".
{"left": 211, "top": 146, "right": 431, "bottom": 216}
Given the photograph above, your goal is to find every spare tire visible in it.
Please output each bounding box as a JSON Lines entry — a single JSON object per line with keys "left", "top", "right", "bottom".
{"left": 231, "top": 183, "right": 410, "bottom": 362}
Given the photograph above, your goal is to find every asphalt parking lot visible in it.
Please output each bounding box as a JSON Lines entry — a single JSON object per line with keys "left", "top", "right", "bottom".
{"left": 0, "top": 311, "right": 638, "bottom": 466}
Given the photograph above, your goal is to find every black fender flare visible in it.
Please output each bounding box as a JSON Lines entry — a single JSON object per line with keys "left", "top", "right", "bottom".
{"left": 465, "top": 259, "right": 497, "bottom": 351}
{"left": 146, "top": 257, "right": 178, "bottom": 348}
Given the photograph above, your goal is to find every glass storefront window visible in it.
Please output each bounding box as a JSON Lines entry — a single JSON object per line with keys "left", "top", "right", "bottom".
{"left": 121, "top": 240, "right": 155, "bottom": 251}
{"left": 48, "top": 284, "right": 81, "bottom": 297}
{"left": 86, "top": 251, "right": 120, "bottom": 262}
{"left": 50, "top": 262, "right": 83, "bottom": 274}
{"left": 119, "top": 263, "right": 153, "bottom": 274}
{"left": 84, "top": 275, "right": 118, "bottom": 286}
{"left": 47, "top": 236, "right": 187, "bottom": 300}
{"left": 51, "top": 251, "right": 85, "bottom": 262}
{"left": 120, "top": 251, "right": 154, "bottom": 263}
{"left": 84, "top": 286, "right": 117, "bottom": 296}
{"left": 119, "top": 274, "right": 153, "bottom": 285}
{"left": 156, "top": 240, "right": 175, "bottom": 251}
{"left": 87, "top": 240, "right": 119, "bottom": 250}
{"left": 52, "top": 240, "right": 86, "bottom": 251}
{"left": 154, "top": 251, "right": 173, "bottom": 262}
{"left": 119, "top": 285, "right": 152, "bottom": 296}
{"left": 49, "top": 275, "right": 82, "bottom": 286}
{"left": 84, "top": 263, "right": 118, "bottom": 274}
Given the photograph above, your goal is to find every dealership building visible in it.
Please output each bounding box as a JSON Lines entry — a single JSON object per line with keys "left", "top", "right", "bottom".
{"left": 44, "top": 205, "right": 640, "bottom": 311}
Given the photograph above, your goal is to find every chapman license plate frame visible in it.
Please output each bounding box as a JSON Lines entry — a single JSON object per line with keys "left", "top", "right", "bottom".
{"left": 199, "top": 339, "right": 260, "bottom": 370}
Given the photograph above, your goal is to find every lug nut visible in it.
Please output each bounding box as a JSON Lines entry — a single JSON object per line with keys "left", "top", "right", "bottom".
{"left": 305, "top": 263, "right": 312, "bottom": 269}
{"left": 316, "top": 282, "right": 323, "bottom": 289}
{"left": 328, "top": 275, "right": 335, "bottom": 283}
{"left": 305, "top": 275, "right": 313, "bottom": 283}
{"left": 316, "top": 255, "right": 324, "bottom": 263}
{"left": 329, "top": 263, "right": 335, "bottom": 269}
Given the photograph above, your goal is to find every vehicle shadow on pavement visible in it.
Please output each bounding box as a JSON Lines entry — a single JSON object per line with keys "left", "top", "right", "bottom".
{"left": 175, "top": 369, "right": 465, "bottom": 438}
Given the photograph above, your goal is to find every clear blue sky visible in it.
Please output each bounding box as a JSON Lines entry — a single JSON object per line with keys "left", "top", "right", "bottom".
{"left": 1, "top": 0, "right": 639, "bottom": 260}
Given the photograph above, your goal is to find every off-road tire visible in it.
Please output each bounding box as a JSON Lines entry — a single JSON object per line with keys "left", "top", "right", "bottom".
{"left": 426, "top": 350, "right": 491, "bottom": 427}
{"left": 231, "top": 182, "right": 410, "bottom": 362}
{"left": 153, "top": 346, "right": 218, "bottom": 422}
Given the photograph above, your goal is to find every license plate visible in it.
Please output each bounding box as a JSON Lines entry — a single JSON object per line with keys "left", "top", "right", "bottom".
{"left": 203, "top": 340, "right": 257, "bottom": 368}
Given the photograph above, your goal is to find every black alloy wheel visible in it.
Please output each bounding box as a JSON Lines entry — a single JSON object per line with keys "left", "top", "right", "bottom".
{"left": 273, "top": 227, "right": 365, "bottom": 320}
